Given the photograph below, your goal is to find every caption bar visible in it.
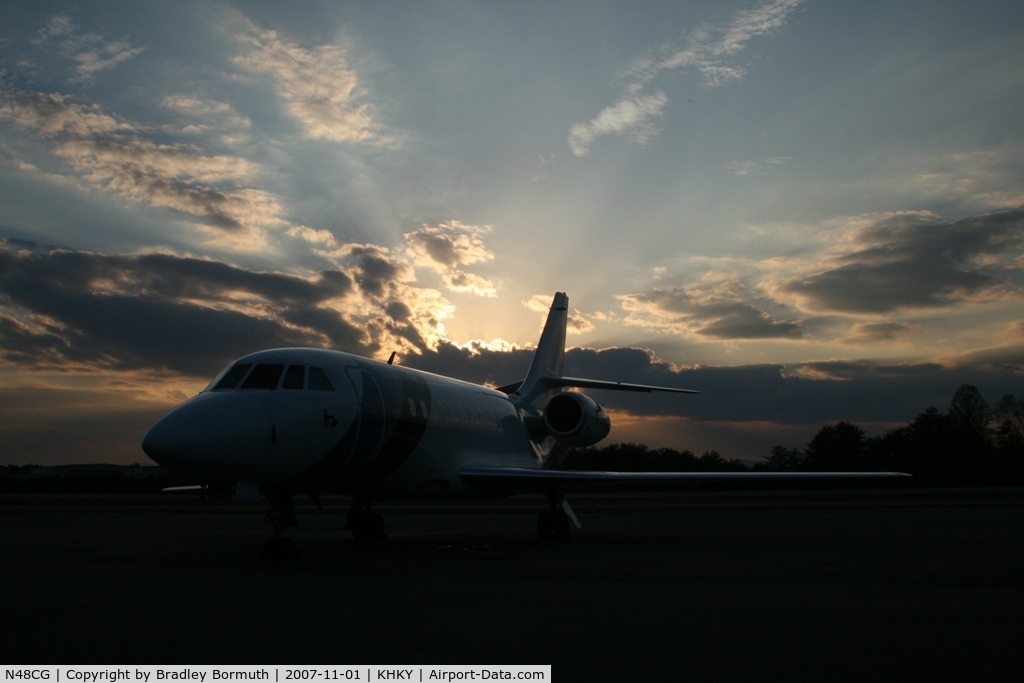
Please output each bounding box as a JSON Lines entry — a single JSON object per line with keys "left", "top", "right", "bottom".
{"left": 2, "top": 668, "right": 549, "bottom": 683}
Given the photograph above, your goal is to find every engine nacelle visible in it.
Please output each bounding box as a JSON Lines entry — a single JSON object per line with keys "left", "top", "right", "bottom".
{"left": 543, "top": 391, "right": 611, "bottom": 447}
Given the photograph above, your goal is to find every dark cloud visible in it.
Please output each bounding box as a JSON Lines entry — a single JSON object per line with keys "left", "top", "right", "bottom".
{"left": 0, "top": 90, "right": 279, "bottom": 237}
{"left": 696, "top": 301, "right": 803, "bottom": 339}
{"left": 403, "top": 341, "right": 535, "bottom": 388}
{"left": 0, "top": 240, "right": 366, "bottom": 376}
{"left": 842, "top": 321, "right": 914, "bottom": 344}
{"left": 403, "top": 222, "right": 496, "bottom": 297}
{"left": 0, "top": 312, "right": 77, "bottom": 368}
{"left": 407, "top": 344, "right": 1020, "bottom": 437}
{"left": 407, "top": 231, "right": 459, "bottom": 269}
{"left": 783, "top": 210, "right": 1024, "bottom": 313}
{"left": 3, "top": 238, "right": 1021, "bottom": 464}
{"left": 621, "top": 286, "right": 804, "bottom": 340}
{"left": 346, "top": 246, "right": 404, "bottom": 298}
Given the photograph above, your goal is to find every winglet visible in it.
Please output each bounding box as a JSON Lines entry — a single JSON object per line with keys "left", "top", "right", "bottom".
{"left": 514, "top": 292, "right": 568, "bottom": 405}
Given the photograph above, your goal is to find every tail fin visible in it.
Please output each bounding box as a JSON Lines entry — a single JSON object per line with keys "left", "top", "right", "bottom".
{"left": 514, "top": 292, "right": 569, "bottom": 405}
{"left": 507, "top": 291, "right": 700, "bottom": 404}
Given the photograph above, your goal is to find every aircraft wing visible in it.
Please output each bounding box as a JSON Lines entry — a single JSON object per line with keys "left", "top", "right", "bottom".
{"left": 460, "top": 466, "right": 909, "bottom": 494}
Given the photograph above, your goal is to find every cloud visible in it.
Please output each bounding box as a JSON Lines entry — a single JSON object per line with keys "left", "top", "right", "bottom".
{"left": 33, "top": 12, "right": 143, "bottom": 84}
{"left": 524, "top": 295, "right": 553, "bottom": 314}
{"left": 840, "top": 321, "right": 915, "bottom": 345}
{"left": 0, "top": 90, "right": 281, "bottom": 242}
{"left": 903, "top": 142, "right": 1024, "bottom": 212}
{"left": 634, "top": 0, "right": 805, "bottom": 86}
{"left": 35, "top": 14, "right": 76, "bottom": 43}
{"left": 161, "top": 95, "right": 252, "bottom": 144}
{"left": 725, "top": 156, "right": 792, "bottom": 176}
{"left": 557, "top": 349, "right": 1022, "bottom": 437}
{"left": 404, "top": 221, "right": 497, "bottom": 297}
{"left": 0, "top": 241, "right": 362, "bottom": 376}
{"left": 523, "top": 294, "right": 595, "bottom": 334}
{"left": 3, "top": 240, "right": 1022, "bottom": 464}
{"left": 0, "top": 90, "right": 132, "bottom": 137}
{"left": 567, "top": 91, "right": 667, "bottom": 157}
{"left": 570, "top": 1, "right": 805, "bottom": 155}
{"left": 941, "top": 321, "right": 1024, "bottom": 373}
{"left": 286, "top": 225, "right": 339, "bottom": 250}
{"left": 619, "top": 282, "right": 804, "bottom": 340}
{"left": 234, "top": 19, "right": 383, "bottom": 144}
{"left": 780, "top": 210, "right": 1024, "bottom": 314}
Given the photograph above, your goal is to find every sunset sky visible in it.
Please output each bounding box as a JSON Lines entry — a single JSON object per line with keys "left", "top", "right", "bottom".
{"left": 2, "top": 0, "right": 1023, "bottom": 465}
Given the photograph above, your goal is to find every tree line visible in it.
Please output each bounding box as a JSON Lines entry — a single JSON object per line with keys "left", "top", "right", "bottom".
{"left": 556, "top": 384, "right": 1024, "bottom": 486}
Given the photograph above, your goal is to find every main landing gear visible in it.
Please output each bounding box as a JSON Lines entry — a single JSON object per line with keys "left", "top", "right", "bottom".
{"left": 537, "top": 491, "right": 581, "bottom": 542}
{"left": 346, "top": 499, "right": 388, "bottom": 542}
{"left": 261, "top": 491, "right": 302, "bottom": 560}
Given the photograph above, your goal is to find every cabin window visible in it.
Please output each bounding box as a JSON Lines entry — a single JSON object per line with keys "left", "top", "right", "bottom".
{"left": 308, "top": 366, "right": 335, "bottom": 391}
{"left": 282, "top": 365, "right": 305, "bottom": 390}
{"left": 241, "top": 364, "right": 284, "bottom": 389}
{"left": 212, "top": 363, "right": 252, "bottom": 391}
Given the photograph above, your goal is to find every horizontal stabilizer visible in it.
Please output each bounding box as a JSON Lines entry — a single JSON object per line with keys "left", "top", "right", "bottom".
{"left": 497, "top": 375, "right": 697, "bottom": 396}
{"left": 460, "top": 466, "right": 910, "bottom": 493}
{"left": 548, "top": 376, "right": 698, "bottom": 394}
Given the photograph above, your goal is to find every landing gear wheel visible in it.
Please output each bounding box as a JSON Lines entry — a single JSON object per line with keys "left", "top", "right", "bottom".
{"left": 260, "top": 536, "right": 302, "bottom": 561}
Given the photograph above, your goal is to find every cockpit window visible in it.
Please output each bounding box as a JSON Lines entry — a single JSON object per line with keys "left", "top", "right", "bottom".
{"left": 308, "top": 367, "right": 335, "bottom": 391}
{"left": 240, "top": 364, "right": 284, "bottom": 389}
{"left": 212, "top": 363, "right": 252, "bottom": 391}
{"left": 282, "top": 365, "right": 305, "bottom": 390}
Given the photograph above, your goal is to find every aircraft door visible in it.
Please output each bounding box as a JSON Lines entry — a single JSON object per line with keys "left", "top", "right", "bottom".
{"left": 336, "top": 367, "right": 387, "bottom": 478}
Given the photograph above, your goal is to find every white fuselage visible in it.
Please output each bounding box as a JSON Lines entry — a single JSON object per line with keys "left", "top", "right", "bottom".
{"left": 142, "top": 348, "right": 540, "bottom": 499}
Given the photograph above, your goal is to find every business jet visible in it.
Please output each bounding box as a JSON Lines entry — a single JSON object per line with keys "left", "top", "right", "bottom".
{"left": 143, "top": 292, "right": 906, "bottom": 555}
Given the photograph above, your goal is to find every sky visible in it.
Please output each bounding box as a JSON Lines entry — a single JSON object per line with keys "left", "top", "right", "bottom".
{"left": 1, "top": 0, "right": 1023, "bottom": 466}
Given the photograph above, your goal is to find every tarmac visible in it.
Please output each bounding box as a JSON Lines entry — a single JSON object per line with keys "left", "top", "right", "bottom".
{"left": 2, "top": 489, "right": 1023, "bottom": 682}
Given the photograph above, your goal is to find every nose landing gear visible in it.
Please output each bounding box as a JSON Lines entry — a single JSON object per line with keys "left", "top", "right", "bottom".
{"left": 261, "top": 490, "right": 302, "bottom": 560}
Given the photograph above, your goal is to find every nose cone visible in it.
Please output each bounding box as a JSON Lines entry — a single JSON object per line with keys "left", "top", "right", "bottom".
{"left": 143, "top": 393, "right": 270, "bottom": 483}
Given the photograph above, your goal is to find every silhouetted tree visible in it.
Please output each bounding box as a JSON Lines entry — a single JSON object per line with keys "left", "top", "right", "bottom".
{"left": 994, "top": 394, "right": 1024, "bottom": 453}
{"left": 901, "top": 406, "right": 952, "bottom": 483}
{"left": 803, "top": 421, "right": 866, "bottom": 471}
{"left": 946, "top": 384, "right": 997, "bottom": 482}
{"left": 993, "top": 393, "right": 1024, "bottom": 482}
{"left": 553, "top": 443, "right": 737, "bottom": 472}
{"left": 690, "top": 450, "right": 743, "bottom": 471}
{"left": 760, "top": 445, "right": 804, "bottom": 471}
{"left": 863, "top": 430, "right": 899, "bottom": 471}
{"left": 948, "top": 384, "right": 990, "bottom": 435}
{"left": 554, "top": 382, "right": 1024, "bottom": 485}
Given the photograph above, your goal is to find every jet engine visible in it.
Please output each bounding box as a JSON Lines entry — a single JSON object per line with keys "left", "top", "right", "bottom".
{"left": 543, "top": 391, "right": 611, "bottom": 447}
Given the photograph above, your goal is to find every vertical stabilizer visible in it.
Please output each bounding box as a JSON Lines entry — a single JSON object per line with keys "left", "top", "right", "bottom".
{"left": 514, "top": 292, "right": 568, "bottom": 405}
